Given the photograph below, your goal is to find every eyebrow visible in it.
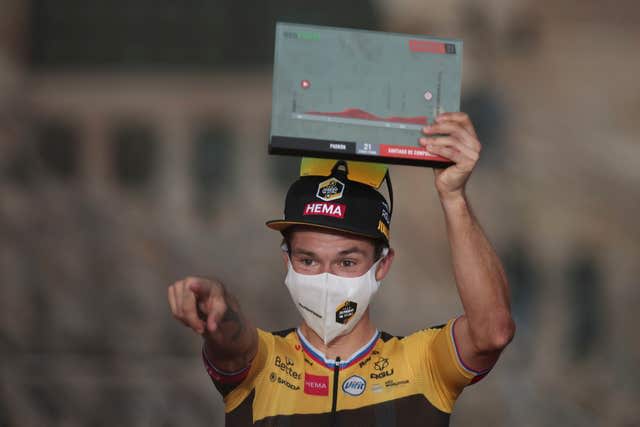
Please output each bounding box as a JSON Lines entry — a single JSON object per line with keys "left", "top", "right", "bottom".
{"left": 337, "top": 247, "right": 367, "bottom": 256}
{"left": 291, "top": 246, "right": 368, "bottom": 257}
{"left": 291, "top": 248, "right": 316, "bottom": 257}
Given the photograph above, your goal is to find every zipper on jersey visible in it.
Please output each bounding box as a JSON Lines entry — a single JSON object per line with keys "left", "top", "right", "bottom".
{"left": 330, "top": 357, "right": 341, "bottom": 427}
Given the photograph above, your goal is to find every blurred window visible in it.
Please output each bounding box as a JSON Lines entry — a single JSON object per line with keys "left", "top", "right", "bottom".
{"left": 502, "top": 240, "right": 537, "bottom": 354}
{"left": 567, "top": 251, "right": 603, "bottom": 361}
{"left": 111, "top": 123, "right": 157, "bottom": 189}
{"left": 35, "top": 119, "right": 79, "bottom": 179}
{"left": 192, "top": 124, "right": 233, "bottom": 217}
{"left": 30, "top": 0, "right": 379, "bottom": 69}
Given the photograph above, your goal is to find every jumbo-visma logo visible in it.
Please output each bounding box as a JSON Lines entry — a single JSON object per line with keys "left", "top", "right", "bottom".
{"left": 342, "top": 375, "right": 366, "bottom": 396}
{"left": 316, "top": 178, "right": 345, "bottom": 201}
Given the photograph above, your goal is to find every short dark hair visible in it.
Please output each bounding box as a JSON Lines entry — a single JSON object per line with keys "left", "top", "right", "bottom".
{"left": 281, "top": 226, "right": 388, "bottom": 261}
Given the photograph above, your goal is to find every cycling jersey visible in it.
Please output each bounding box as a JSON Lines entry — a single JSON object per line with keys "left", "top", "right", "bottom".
{"left": 203, "top": 318, "right": 488, "bottom": 426}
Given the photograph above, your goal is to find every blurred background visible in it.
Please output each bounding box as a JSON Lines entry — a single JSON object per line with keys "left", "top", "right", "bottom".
{"left": 1, "top": 0, "right": 639, "bottom": 426}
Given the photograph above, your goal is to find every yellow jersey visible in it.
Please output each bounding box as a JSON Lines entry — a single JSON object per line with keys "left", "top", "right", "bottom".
{"left": 203, "top": 318, "right": 488, "bottom": 426}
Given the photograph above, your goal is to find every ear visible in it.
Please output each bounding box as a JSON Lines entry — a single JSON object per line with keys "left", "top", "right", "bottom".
{"left": 375, "top": 247, "right": 395, "bottom": 281}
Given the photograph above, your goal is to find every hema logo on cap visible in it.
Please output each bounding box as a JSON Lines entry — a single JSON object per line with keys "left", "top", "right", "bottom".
{"left": 303, "top": 202, "right": 346, "bottom": 218}
{"left": 342, "top": 375, "right": 366, "bottom": 396}
{"left": 316, "top": 177, "right": 345, "bottom": 201}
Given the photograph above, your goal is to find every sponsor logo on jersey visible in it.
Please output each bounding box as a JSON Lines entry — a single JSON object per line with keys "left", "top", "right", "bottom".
{"left": 373, "top": 357, "right": 389, "bottom": 371}
{"left": 303, "top": 202, "right": 346, "bottom": 218}
{"left": 335, "top": 300, "right": 357, "bottom": 324}
{"left": 278, "top": 376, "right": 300, "bottom": 390}
{"left": 370, "top": 369, "right": 394, "bottom": 379}
{"left": 358, "top": 355, "right": 372, "bottom": 368}
{"left": 274, "top": 355, "right": 302, "bottom": 380}
{"left": 370, "top": 357, "right": 394, "bottom": 379}
{"left": 270, "top": 371, "right": 300, "bottom": 390}
{"left": 342, "top": 375, "right": 366, "bottom": 396}
{"left": 304, "top": 373, "right": 329, "bottom": 396}
{"left": 316, "top": 177, "right": 345, "bottom": 201}
{"left": 384, "top": 379, "right": 409, "bottom": 388}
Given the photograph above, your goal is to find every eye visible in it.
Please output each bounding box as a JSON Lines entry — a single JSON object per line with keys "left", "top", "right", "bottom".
{"left": 340, "top": 259, "right": 356, "bottom": 268}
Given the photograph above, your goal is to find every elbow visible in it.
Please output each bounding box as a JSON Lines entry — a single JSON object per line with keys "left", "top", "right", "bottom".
{"left": 472, "top": 314, "right": 516, "bottom": 353}
{"left": 491, "top": 317, "right": 516, "bottom": 351}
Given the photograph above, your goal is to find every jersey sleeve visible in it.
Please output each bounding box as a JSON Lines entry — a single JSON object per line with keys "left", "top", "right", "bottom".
{"left": 202, "top": 328, "right": 272, "bottom": 411}
{"left": 402, "top": 318, "right": 491, "bottom": 413}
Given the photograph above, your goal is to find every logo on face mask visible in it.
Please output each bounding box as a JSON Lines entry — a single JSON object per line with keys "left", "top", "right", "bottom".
{"left": 298, "top": 302, "right": 323, "bottom": 319}
{"left": 335, "top": 300, "right": 358, "bottom": 324}
{"left": 316, "top": 177, "right": 345, "bottom": 201}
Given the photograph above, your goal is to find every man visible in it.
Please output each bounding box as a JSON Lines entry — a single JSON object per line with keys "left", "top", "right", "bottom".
{"left": 168, "top": 113, "right": 515, "bottom": 426}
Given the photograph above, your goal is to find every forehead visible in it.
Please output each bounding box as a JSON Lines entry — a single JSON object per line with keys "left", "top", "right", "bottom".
{"left": 287, "top": 227, "right": 375, "bottom": 254}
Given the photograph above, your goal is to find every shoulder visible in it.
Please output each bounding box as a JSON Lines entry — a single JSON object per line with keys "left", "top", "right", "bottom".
{"left": 382, "top": 323, "right": 448, "bottom": 346}
{"left": 270, "top": 327, "right": 297, "bottom": 338}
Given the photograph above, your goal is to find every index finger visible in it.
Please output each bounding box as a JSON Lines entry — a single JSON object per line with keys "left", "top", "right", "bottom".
{"left": 436, "top": 112, "right": 477, "bottom": 138}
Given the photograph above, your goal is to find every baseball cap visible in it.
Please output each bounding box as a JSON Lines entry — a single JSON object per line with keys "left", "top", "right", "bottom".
{"left": 266, "top": 159, "right": 393, "bottom": 244}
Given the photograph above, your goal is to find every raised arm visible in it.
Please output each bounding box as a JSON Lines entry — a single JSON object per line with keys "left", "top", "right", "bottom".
{"left": 420, "top": 112, "right": 515, "bottom": 372}
{"left": 168, "top": 277, "right": 258, "bottom": 372}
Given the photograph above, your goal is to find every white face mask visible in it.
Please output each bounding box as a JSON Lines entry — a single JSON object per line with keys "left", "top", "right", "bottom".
{"left": 284, "top": 248, "right": 388, "bottom": 345}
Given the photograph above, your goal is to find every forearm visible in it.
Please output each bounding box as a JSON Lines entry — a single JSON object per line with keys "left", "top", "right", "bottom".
{"left": 202, "top": 287, "right": 258, "bottom": 372}
{"left": 440, "top": 192, "right": 514, "bottom": 352}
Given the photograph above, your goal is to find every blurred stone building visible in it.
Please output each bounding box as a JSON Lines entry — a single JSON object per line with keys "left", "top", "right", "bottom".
{"left": 1, "top": 1, "right": 639, "bottom": 426}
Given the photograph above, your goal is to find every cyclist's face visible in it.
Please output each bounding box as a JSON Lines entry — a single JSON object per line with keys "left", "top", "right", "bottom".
{"left": 284, "top": 228, "right": 376, "bottom": 278}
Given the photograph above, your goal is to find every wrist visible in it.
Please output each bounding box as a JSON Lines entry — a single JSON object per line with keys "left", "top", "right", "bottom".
{"left": 438, "top": 189, "right": 467, "bottom": 207}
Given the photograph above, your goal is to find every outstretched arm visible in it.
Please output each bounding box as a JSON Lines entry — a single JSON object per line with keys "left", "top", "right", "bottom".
{"left": 168, "top": 277, "right": 258, "bottom": 372}
{"left": 420, "top": 112, "right": 515, "bottom": 372}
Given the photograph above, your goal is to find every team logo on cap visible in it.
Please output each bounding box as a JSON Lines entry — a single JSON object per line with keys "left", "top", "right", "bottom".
{"left": 316, "top": 178, "right": 345, "bottom": 201}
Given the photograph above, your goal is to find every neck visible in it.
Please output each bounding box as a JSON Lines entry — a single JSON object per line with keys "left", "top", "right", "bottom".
{"left": 299, "top": 309, "right": 376, "bottom": 360}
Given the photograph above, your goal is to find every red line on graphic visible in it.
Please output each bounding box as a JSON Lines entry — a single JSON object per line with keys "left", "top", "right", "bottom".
{"left": 409, "top": 40, "right": 446, "bottom": 54}
{"left": 304, "top": 108, "right": 427, "bottom": 125}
